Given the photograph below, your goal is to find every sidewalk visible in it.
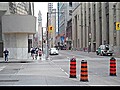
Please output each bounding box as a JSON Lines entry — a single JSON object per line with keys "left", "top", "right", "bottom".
{"left": 0, "top": 54, "right": 82, "bottom": 86}
{"left": 0, "top": 53, "right": 46, "bottom": 63}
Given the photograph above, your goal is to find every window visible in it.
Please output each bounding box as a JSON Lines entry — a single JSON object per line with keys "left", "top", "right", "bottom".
{"left": 69, "top": 2, "right": 72, "bottom": 7}
{"left": 69, "top": 10, "right": 72, "bottom": 16}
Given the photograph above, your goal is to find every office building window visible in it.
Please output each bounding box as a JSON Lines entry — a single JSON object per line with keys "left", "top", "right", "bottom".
{"left": 69, "top": 2, "right": 72, "bottom": 7}
{"left": 69, "top": 10, "right": 72, "bottom": 16}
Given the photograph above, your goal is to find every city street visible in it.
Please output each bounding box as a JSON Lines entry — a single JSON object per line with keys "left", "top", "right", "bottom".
{"left": 1, "top": 2, "right": 120, "bottom": 88}
{"left": 0, "top": 50, "right": 120, "bottom": 86}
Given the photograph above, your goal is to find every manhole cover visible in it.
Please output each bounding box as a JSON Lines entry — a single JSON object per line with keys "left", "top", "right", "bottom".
{"left": 0, "top": 80, "right": 19, "bottom": 82}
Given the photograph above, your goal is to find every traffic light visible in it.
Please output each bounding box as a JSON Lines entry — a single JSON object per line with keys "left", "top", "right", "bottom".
{"left": 50, "top": 26, "right": 52, "bottom": 30}
{"left": 116, "top": 22, "right": 120, "bottom": 30}
{"left": 49, "top": 25, "right": 53, "bottom": 33}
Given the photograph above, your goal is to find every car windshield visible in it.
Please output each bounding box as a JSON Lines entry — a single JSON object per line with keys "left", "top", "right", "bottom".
{"left": 51, "top": 48, "right": 57, "bottom": 50}
{"left": 99, "top": 45, "right": 113, "bottom": 50}
{"left": 106, "top": 45, "right": 113, "bottom": 51}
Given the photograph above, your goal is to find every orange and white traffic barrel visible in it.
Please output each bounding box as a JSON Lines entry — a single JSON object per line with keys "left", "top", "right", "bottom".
{"left": 80, "top": 60, "right": 88, "bottom": 82}
{"left": 110, "top": 57, "right": 117, "bottom": 76}
{"left": 69, "top": 57, "right": 76, "bottom": 78}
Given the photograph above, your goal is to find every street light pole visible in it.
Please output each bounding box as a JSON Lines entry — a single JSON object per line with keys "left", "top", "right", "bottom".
{"left": 42, "top": 27, "right": 43, "bottom": 52}
{"left": 58, "top": 2, "right": 59, "bottom": 35}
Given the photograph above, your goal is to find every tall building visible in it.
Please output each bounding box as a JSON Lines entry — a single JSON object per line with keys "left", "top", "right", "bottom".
{"left": 72, "top": 2, "right": 120, "bottom": 56}
{"left": 65, "top": 2, "right": 73, "bottom": 50}
{"left": 57, "top": 2, "right": 75, "bottom": 49}
{"left": 48, "top": 2, "right": 56, "bottom": 48}
{"left": 38, "top": 10, "right": 42, "bottom": 48}
{"left": 50, "top": 8, "right": 56, "bottom": 48}
{"left": 48, "top": 2, "right": 53, "bottom": 21}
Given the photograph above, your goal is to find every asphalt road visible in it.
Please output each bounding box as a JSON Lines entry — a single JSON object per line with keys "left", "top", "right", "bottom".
{"left": 0, "top": 50, "right": 120, "bottom": 86}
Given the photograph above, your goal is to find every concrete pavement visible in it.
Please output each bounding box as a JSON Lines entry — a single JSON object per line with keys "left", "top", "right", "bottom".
{"left": 0, "top": 54, "right": 85, "bottom": 86}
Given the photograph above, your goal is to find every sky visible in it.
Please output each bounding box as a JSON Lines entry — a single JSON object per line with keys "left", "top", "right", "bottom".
{"left": 34, "top": 2, "right": 57, "bottom": 31}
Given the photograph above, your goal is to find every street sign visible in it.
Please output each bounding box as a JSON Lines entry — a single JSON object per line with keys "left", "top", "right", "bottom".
{"left": 49, "top": 25, "right": 53, "bottom": 33}
{"left": 116, "top": 22, "right": 120, "bottom": 30}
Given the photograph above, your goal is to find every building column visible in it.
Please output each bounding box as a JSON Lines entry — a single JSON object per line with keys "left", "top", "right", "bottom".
{"left": 102, "top": 3, "right": 107, "bottom": 45}
{"left": 116, "top": 2, "right": 120, "bottom": 56}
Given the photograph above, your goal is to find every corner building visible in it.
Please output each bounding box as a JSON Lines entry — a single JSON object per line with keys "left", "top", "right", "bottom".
{"left": 0, "top": 2, "right": 36, "bottom": 59}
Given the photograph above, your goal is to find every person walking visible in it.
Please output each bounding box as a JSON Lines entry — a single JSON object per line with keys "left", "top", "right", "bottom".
{"left": 3, "top": 49, "right": 9, "bottom": 62}
{"left": 38, "top": 49, "right": 42, "bottom": 60}
{"left": 35, "top": 48, "right": 38, "bottom": 60}
{"left": 30, "top": 47, "right": 33, "bottom": 56}
{"left": 31, "top": 47, "right": 35, "bottom": 59}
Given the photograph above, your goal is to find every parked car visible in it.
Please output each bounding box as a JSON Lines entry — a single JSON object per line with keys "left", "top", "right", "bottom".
{"left": 96, "top": 44, "right": 113, "bottom": 56}
{"left": 49, "top": 48, "right": 59, "bottom": 55}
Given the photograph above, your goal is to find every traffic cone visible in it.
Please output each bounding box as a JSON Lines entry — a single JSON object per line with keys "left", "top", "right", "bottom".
{"left": 69, "top": 57, "right": 76, "bottom": 78}
{"left": 80, "top": 60, "right": 88, "bottom": 82}
{"left": 110, "top": 57, "right": 117, "bottom": 76}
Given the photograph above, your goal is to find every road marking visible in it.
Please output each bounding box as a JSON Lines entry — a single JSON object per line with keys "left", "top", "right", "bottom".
{"left": 60, "top": 67, "right": 69, "bottom": 76}
{"left": 0, "top": 66, "right": 6, "bottom": 71}
{"left": 51, "top": 60, "right": 69, "bottom": 76}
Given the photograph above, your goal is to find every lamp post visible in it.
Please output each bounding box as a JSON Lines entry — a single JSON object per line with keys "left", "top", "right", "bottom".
{"left": 45, "top": 12, "right": 49, "bottom": 60}
{"left": 42, "top": 27, "right": 43, "bottom": 52}
{"left": 58, "top": 2, "right": 59, "bottom": 35}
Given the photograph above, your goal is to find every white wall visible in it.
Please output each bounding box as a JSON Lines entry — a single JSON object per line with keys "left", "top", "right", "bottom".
{"left": 4, "top": 33, "right": 28, "bottom": 59}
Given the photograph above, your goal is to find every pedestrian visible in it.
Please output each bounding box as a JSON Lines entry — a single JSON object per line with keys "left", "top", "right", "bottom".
{"left": 98, "top": 47, "right": 101, "bottom": 55}
{"left": 30, "top": 47, "right": 33, "bottom": 56}
{"left": 38, "top": 49, "right": 42, "bottom": 59}
{"left": 83, "top": 47, "right": 85, "bottom": 52}
{"left": 3, "top": 49, "right": 9, "bottom": 62}
{"left": 35, "top": 48, "right": 38, "bottom": 60}
{"left": 31, "top": 47, "right": 35, "bottom": 59}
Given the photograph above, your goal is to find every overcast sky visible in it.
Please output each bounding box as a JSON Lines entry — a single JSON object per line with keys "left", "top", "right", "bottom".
{"left": 34, "top": 2, "right": 57, "bottom": 31}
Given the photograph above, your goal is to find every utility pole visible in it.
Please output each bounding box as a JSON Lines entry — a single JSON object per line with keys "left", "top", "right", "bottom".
{"left": 42, "top": 27, "right": 43, "bottom": 52}
{"left": 46, "top": 12, "right": 49, "bottom": 60}
{"left": 58, "top": 2, "right": 59, "bottom": 35}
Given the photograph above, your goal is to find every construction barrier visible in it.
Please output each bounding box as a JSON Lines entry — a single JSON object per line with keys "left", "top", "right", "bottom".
{"left": 110, "top": 57, "right": 117, "bottom": 76}
{"left": 69, "top": 57, "right": 76, "bottom": 78}
{"left": 80, "top": 60, "right": 88, "bottom": 82}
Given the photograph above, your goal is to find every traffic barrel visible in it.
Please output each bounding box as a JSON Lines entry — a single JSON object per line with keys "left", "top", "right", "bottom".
{"left": 69, "top": 57, "right": 76, "bottom": 78}
{"left": 109, "top": 57, "right": 117, "bottom": 76}
{"left": 80, "top": 60, "right": 88, "bottom": 82}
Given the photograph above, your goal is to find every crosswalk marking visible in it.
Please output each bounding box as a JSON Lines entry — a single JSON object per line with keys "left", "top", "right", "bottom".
{"left": 0, "top": 66, "right": 6, "bottom": 71}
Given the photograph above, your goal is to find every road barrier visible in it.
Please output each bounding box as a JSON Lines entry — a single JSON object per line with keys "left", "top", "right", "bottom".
{"left": 80, "top": 60, "right": 88, "bottom": 82}
{"left": 69, "top": 57, "right": 76, "bottom": 78}
{"left": 110, "top": 57, "right": 117, "bottom": 76}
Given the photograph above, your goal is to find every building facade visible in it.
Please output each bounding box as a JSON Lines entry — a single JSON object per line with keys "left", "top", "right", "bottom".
{"left": 72, "top": 2, "right": 120, "bottom": 56}
{"left": 0, "top": 2, "right": 36, "bottom": 59}
{"left": 57, "top": 2, "right": 75, "bottom": 49}
{"left": 38, "top": 10, "right": 42, "bottom": 48}
{"left": 48, "top": 3, "right": 56, "bottom": 48}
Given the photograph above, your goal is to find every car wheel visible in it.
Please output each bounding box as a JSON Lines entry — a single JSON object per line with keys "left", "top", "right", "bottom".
{"left": 96, "top": 53, "right": 99, "bottom": 55}
{"left": 100, "top": 52, "right": 103, "bottom": 56}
